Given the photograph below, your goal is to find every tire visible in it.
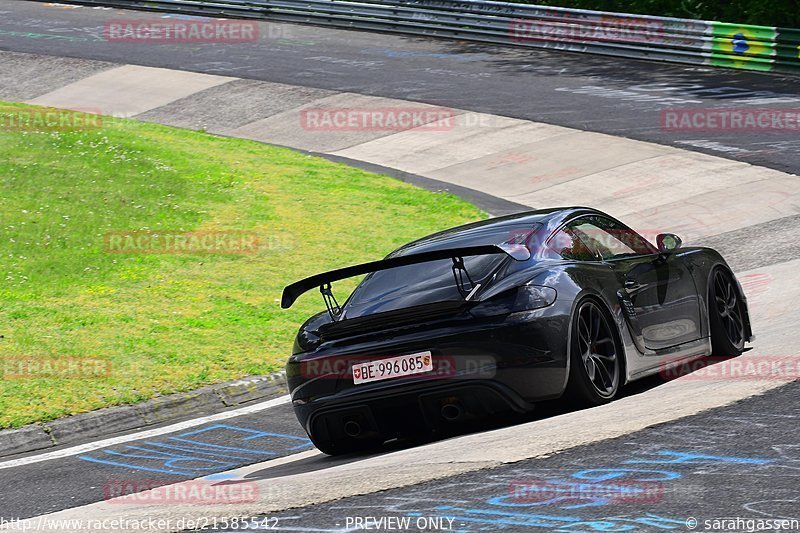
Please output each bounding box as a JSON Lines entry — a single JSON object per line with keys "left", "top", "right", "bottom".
{"left": 564, "top": 298, "right": 622, "bottom": 407}
{"left": 709, "top": 268, "right": 746, "bottom": 358}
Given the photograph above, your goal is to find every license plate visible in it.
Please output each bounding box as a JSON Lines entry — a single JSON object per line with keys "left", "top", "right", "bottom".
{"left": 352, "top": 351, "right": 433, "bottom": 385}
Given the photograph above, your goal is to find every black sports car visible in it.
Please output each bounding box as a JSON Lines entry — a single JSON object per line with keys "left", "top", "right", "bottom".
{"left": 281, "top": 207, "right": 753, "bottom": 454}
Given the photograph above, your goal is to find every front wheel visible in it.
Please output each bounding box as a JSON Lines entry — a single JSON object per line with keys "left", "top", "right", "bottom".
{"left": 709, "top": 268, "right": 745, "bottom": 357}
{"left": 564, "top": 299, "right": 621, "bottom": 407}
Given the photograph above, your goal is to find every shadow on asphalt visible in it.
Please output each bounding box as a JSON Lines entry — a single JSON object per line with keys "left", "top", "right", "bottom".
{"left": 237, "top": 352, "right": 746, "bottom": 482}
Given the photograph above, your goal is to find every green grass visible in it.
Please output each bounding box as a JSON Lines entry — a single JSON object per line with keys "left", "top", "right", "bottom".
{"left": 0, "top": 102, "right": 485, "bottom": 429}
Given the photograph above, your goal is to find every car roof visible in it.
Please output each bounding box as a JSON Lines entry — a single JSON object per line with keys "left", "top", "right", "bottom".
{"left": 389, "top": 206, "right": 598, "bottom": 257}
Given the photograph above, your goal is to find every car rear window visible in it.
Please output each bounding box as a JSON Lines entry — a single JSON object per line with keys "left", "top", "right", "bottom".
{"left": 346, "top": 223, "right": 541, "bottom": 307}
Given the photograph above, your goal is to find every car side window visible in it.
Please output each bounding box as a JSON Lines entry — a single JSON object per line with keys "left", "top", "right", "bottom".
{"left": 548, "top": 224, "right": 600, "bottom": 261}
{"left": 548, "top": 216, "right": 654, "bottom": 261}
{"left": 588, "top": 216, "right": 655, "bottom": 259}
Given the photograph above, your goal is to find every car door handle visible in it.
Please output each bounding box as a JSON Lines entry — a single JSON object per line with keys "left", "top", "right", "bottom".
{"left": 624, "top": 279, "right": 640, "bottom": 290}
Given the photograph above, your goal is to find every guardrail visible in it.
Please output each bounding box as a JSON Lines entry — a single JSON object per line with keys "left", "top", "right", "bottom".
{"left": 37, "top": 0, "right": 800, "bottom": 75}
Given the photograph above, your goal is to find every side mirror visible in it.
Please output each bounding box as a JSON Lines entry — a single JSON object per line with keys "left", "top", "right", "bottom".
{"left": 656, "top": 233, "right": 682, "bottom": 254}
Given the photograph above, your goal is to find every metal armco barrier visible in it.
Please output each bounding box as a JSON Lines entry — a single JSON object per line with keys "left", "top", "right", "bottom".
{"left": 37, "top": 0, "right": 800, "bottom": 75}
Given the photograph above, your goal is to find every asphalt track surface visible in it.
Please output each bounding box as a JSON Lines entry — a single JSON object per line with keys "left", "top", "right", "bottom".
{"left": 229, "top": 381, "right": 800, "bottom": 532}
{"left": 0, "top": 374, "right": 667, "bottom": 521}
{"left": 0, "top": 401, "right": 308, "bottom": 519}
{"left": 1, "top": 1, "right": 800, "bottom": 175}
{"left": 1, "top": 2, "right": 799, "bottom": 531}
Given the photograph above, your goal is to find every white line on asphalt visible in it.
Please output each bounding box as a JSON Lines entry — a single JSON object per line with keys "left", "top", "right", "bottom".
{"left": 0, "top": 394, "right": 292, "bottom": 470}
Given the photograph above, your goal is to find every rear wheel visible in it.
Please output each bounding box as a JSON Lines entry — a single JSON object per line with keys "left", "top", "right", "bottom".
{"left": 709, "top": 268, "right": 745, "bottom": 357}
{"left": 564, "top": 299, "right": 621, "bottom": 406}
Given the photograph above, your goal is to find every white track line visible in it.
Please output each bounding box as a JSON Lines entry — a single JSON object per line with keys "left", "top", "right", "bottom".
{"left": 0, "top": 394, "right": 292, "bottom": 470}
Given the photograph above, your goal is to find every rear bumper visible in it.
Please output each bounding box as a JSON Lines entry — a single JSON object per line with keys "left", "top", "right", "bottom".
{"left": 286, "top": 306, "right": 572, "bottom": 433}
{"left": 304, "top": 380, "right": 530, "bottom": 448}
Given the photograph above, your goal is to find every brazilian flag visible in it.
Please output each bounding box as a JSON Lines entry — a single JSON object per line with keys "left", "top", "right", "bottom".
{"left": 711, "top": 22, "right": 776, "bottom": 72}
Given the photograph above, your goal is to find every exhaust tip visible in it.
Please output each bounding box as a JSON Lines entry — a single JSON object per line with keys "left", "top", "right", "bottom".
{"left": 343, "top": 420, "right": 362, "bottom": 438}
{"left": 441, "top": 402, "right": 463, "bottom": 422}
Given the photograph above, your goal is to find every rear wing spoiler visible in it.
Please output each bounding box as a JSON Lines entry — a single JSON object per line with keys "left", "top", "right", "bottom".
{"left": 281, "top": 243, "right": 530, "bottom": 310}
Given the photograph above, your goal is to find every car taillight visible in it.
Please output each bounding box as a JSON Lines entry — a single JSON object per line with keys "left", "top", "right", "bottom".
{"left": 470, "top": 285, "right": 557, "bottom": 317}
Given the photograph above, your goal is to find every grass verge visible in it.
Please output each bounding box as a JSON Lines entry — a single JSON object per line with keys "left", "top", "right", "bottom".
{"left": 0, "top": 102, "right": 485, "bottom": 429}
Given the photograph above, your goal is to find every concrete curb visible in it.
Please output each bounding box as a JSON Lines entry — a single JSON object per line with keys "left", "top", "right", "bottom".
{"left": 0, "top": 372, "right": 287, "bottom": 459}
{"left": 268, "top": 143, "right": 532, "bottom": 216}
